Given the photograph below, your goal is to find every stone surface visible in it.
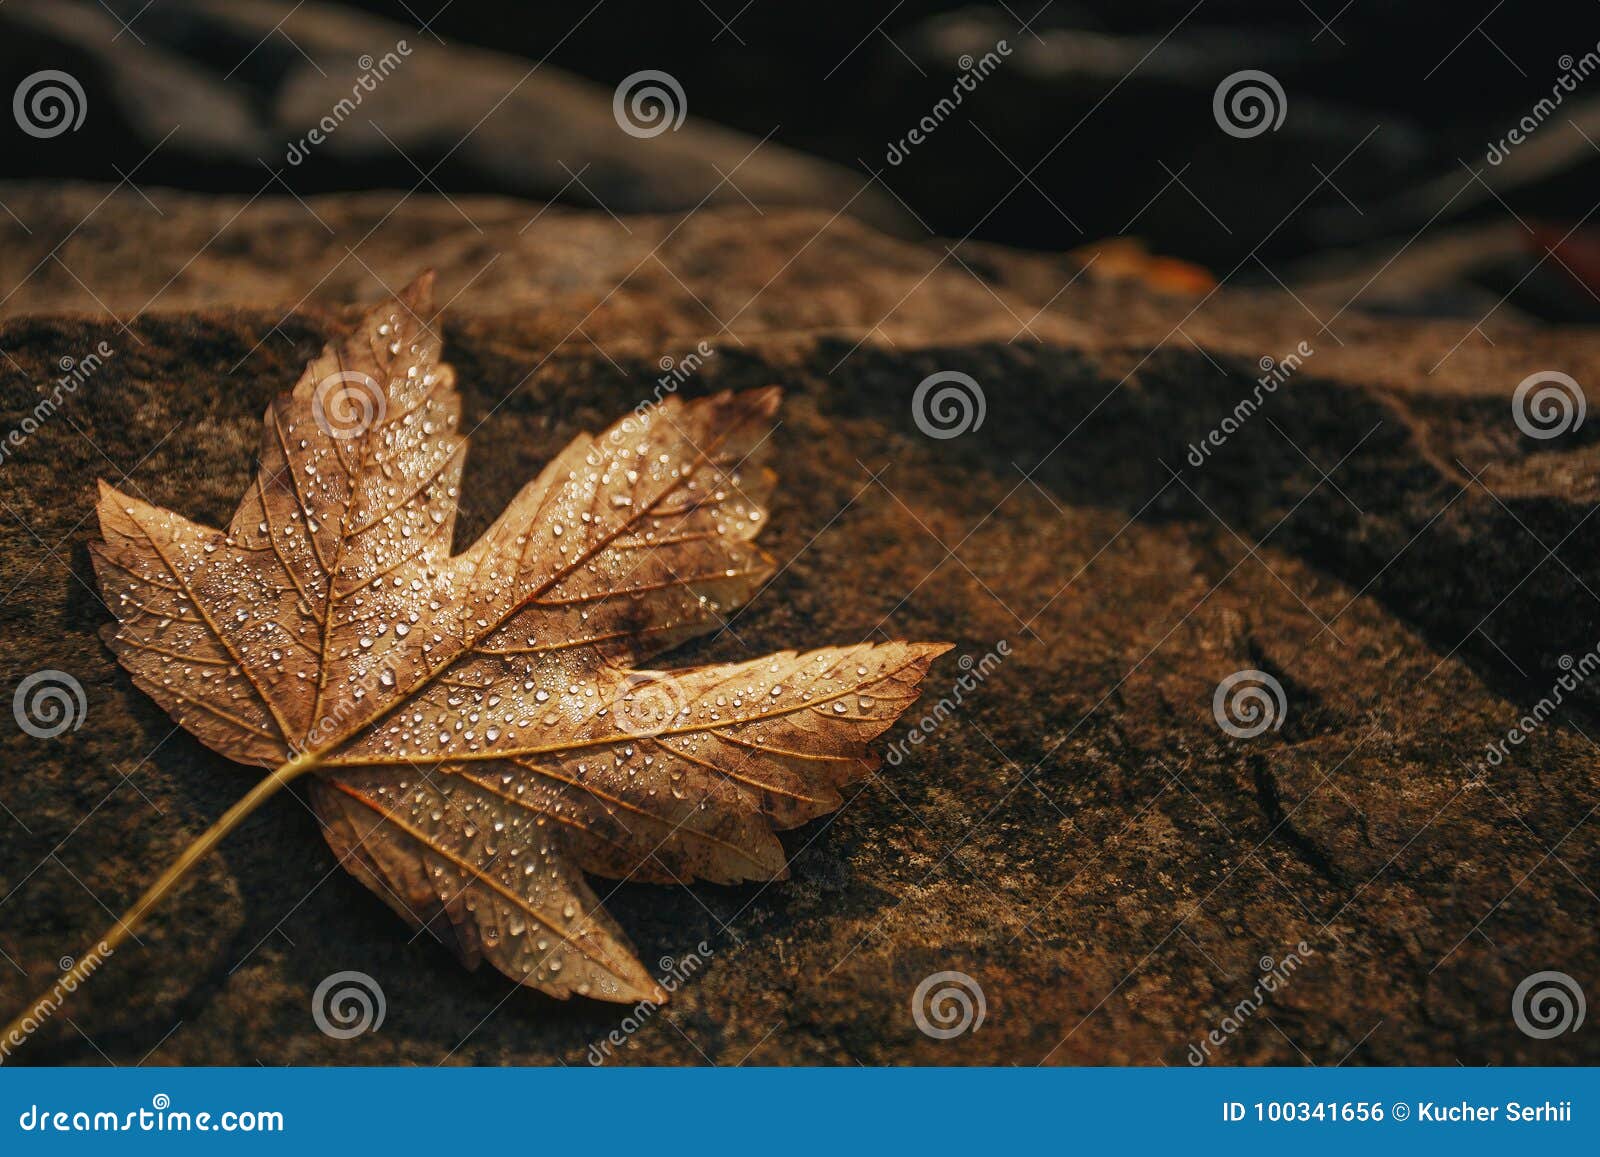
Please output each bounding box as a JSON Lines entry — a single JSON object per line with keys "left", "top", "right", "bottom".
{"left": 0, "top": 189, "right": 1598, "bottom": 1066}
{"left": 0, "top": 0, "right": 906, "bottom": 232}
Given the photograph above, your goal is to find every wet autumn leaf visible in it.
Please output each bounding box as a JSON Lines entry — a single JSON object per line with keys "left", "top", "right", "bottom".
{"left": 47, "top": 272, "right": 950, "bottom": 1012}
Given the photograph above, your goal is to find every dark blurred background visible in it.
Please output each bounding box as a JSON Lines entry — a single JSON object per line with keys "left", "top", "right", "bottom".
{"left": 3, "top": 0, "right": 1600, "bottom": 320}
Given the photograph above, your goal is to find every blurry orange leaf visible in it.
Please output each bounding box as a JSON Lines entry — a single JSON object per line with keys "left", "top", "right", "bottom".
{"left": 1072, "top": 237, "right": 1214, "bottom": 294}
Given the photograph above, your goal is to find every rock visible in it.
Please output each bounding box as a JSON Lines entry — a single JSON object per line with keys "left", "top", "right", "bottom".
{"left": 852, "top": 5, "right": 1432, "bottom": 264}
{"left": 1284, "top": 219, "right": 1536, "bottom": 321}
{"left": 0, "top": 190, "right": 1597, "bottom": 1065}
{"left": 0, "top": 0, "right": 908, "bottom": 232}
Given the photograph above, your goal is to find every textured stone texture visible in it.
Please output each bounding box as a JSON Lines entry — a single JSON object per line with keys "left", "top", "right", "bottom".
{"left": 0, "top": 0, "right": 906, "bottom": 235}
{"left": 0, "top": 190, "right": 1597, "bottom": 1066}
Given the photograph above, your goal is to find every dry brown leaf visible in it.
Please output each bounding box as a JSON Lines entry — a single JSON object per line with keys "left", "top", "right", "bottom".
{"left": 6, "top": 272, "right": 949, "bottom": 1034}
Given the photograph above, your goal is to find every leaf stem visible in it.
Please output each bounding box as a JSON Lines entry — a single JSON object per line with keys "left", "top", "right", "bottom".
{"left": 0, "top": 749, "right": 322, "bottom": 1059}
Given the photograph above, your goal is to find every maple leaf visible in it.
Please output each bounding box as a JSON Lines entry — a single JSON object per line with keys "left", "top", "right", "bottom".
{"left": 3, "top": 273, "right": 949, "bottom": 1040}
